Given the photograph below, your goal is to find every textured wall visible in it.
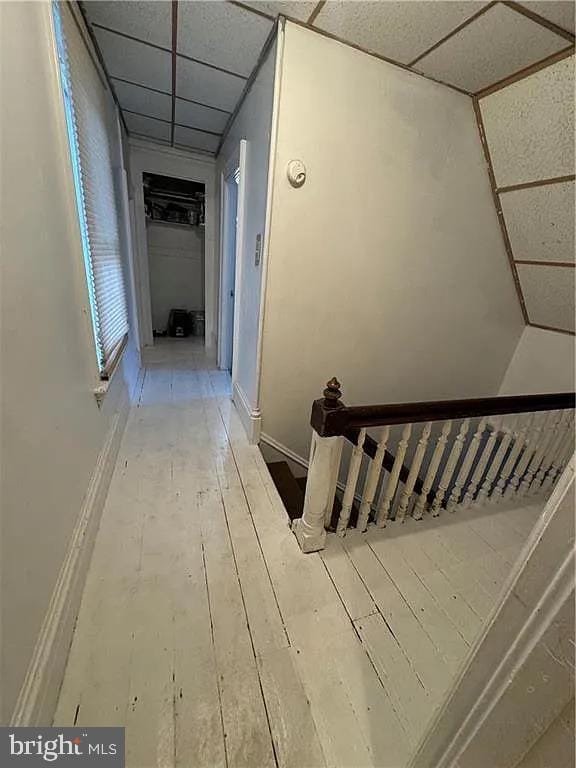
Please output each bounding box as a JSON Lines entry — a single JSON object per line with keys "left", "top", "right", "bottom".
{"left": 260, "top": 22, "right": 525, "bottom": 460}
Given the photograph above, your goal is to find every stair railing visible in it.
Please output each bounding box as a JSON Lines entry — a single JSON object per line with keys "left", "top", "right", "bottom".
{"left": 292, "top": 379, "right": 574, "bottom": 553}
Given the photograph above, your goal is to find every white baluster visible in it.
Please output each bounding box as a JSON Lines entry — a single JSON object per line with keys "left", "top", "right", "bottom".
{"left": 505, "top": 414, "right": 538, "bottom": 499}
{"left": 447, "top": 418, "right": 486, "bottom": 512}
{"left": 520, "top": 411, "right": 559, "bottom": 495}
{"left": 397, "top": 422, "right": 431, "bottom": 522}
{"left": 477, "top": 416, "right": 516, "bottom": 504}
{"left": 356, "top": 426, "right": 389, "bottom": 532}
{"left": 532, "top": 411, "right": 568, "bottom": 494}
{"left": 539, "top": 413, "right": 573, "bottom": 494}
{"left": 544, "top": 424, "right": 575, "bottom": 491}
{"left": 492, "top": 414, "right": 532, "bottom": 502}
{"left": 463, "top": 417, "right": 502, "bottom": 507}
{"left": 413, "top": 420, "right": 451, "bottom": 520}
{"left": 431, "top": 419, "right": 470, "bottom": 516}
{"left": 376, "top": 423, "right": 412, "bottom": 526}
{"left": 336, "top": 428, "right": 367, "bottom": 535}
{"left": 293, "top": 430, "right": 342, "bottom": 553}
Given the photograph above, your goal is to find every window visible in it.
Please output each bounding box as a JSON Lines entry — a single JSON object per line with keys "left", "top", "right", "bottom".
{"left": 53, "top": 3, "right": 128, "bottom": 378}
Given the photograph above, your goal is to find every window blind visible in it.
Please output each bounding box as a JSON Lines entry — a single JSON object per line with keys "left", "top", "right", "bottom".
{"left": 53, "top": 3, "right": 128, "bottom": 377}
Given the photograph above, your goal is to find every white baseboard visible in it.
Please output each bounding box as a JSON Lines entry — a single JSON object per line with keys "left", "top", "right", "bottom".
{"left": 9, "top": 382, "right": 133, "bottom": 727}
{"left": 232, "top": 382, "right": 261, "bottom": 444}
{"left": 259, "top": 432, "right": 309, "bottom": 477}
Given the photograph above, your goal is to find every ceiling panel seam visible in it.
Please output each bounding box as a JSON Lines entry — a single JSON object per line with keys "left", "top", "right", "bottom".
{"left": 472, "top": 96, "right": 530, "bottom": 324}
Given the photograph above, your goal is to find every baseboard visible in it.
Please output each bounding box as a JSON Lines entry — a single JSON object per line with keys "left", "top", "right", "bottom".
{"left": 9, "top": 382, "right": 132, "bottom": 727}
{"left": 232, "top": 382, "right": 261, "bottom": 444}
{"left": 259, "top": 432, "right": 309, "bottom": 477}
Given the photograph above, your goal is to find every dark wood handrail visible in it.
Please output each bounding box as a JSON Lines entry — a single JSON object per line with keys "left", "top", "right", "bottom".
{"left": 311, "top": 379, "right": 575, "bottom": 438}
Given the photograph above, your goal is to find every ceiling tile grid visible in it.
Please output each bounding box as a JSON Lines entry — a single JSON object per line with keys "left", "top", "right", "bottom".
{"left": 312, "top": 1, "right": 489, "bottom": 66}
{"left": 479, "top": 54, "right": 575, "bottom": 188}
{"left": 500, "top": 181, "right": 575, "bottom": 264}
{"left": 240, "top": 1, "right": 318, "bottom": 22}
{"left": 177, "top": 2, "right": 273, "bottom": 76}
{"left": 516, "top": 263, "right": 575, "bottom": 332}
{"left": 175, "top": 99, "right": 230, "bottom": 134}
{"left": 176, "top": 56, "right": 246, "bottom": 113}
{"left": 174, "top": 124, "right": 221, "bottom": 154}
{"left": 82, "top": 0, "right": 574, "bottom": 156}
{"left": 414, "top": 3, "right": 569, "bottom": 93}
{"left": 93, "top": 26, "right": 172, "bottom": 92}
{"left": 519, "top": 1, "right": 575, "bottom": 33}
{"left": 113, "top": 79, "right": 172, "bottom": 121}
{"left": 123, "top": 112, "right": 172, "bottom": 143}
{"left": 85, "top": 0, "right": 172, "bottom": 48}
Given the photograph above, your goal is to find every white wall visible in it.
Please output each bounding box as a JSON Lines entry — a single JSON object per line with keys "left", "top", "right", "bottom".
{"left": 146, "top": 221, "right": 205, "bottom": 332}
{"left": 217, "top": 37, "right": 277, "bottom": 425}
{"left": 499, "top": 326, "right": 575, "bottom": 395}
{"left": 129, "top": 140, "right": 217, "bottom": 349}
{"left": 0, "top": 2, "right": 139, "bottom": 722}
{"left": 259, "top": 22, "right": 525, "bottom": 459}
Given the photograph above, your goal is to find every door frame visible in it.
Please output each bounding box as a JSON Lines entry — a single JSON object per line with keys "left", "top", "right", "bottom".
{"left": 218, "top": 139, "right": 247, "bottom": 384}
{"left": 128, "top": 141, "right": 216, "bottom": 351}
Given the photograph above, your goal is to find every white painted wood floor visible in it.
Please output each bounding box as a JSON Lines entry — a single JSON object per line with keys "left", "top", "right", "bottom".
{"left": 55, "top": 339, "right": 545, "bottom": 768}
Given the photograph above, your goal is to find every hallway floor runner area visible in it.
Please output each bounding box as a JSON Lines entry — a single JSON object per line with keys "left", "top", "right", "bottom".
{"left": 54, "top": 338, "right": 543, "bottom": 768}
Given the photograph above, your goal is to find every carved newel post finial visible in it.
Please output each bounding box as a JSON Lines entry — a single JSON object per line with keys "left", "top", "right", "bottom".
{"left": 323, "top": 377, "right": 343, "bottom": 409}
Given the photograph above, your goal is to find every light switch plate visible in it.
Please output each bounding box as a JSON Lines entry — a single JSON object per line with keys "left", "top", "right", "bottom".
{"left": 255, "top": 233, "right": 262, "bottom": 266}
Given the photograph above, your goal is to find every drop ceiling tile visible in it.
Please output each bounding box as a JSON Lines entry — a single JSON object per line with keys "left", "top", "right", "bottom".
{"left": 312, "top": 1, "right": 488, "bottom": 65}
{"left": 123, "top": 113, "right": 171, "bottom": 143}
{"left": 240, "top": 2, "right": 318, "bottom": 22}
{"left": 519, "top": 1, "right": 575, "bottom": 33}
{"left": 175, "top": 99, "right": 229, "bottom": 134}
{"left": 415, "top": 3, "right": 569, "bottom": 92}
{"left": 178, "top": 1, "right": 273, "bottom": 77}
{"left": 176, "top": 56, "right": 245, "bottom": 112}
{"left": 480, "top": 55, "right": 574, "bottom": 187}
{"left": 94, "top": 27, "right": 172, "bottom": 92}
{"left": 501, "top": 182, "right": 575, "bottom": 264}
{"left": 174, "top": 125, "right": 221, "bottom": 154}
{"left": 517, "top": 263, "right": 575, "bottom": 331}
{"left": 84, "top": 1, "right": 172, "bottom": 49}
{"left": 113, "top": 79, "right": 172, "bottom": 121}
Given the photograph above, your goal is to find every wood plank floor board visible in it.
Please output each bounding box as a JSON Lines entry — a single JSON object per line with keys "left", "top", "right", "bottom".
{"left": 367, "top": 538, "right": 470, "bottom": 671}
{"left": 342, "top": 535, "right": 452, "bottom": 702}
{"left": 55, "top": 340, "right": 545, "bottom": 768}
{"left": 320, "top": 536, "right": 378, "bottom": 621}
{"left": 354, "top": 612, "right": 434, "bottom": 745}
{"left": 197, "top": 488, "right": 277, "bottom": 768}
{"left": 257, "top": 646, "right": 327, "bottom": 768}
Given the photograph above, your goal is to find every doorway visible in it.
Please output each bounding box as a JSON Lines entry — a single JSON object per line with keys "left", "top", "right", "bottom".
{"left": 220, "top": 167, "right": 239, "bottom": 372}
{"left": 219, "top": 140, "right": 247, "bottom": 377}
{"left": 143, "top": 172, "right": 206, "bottom": 344}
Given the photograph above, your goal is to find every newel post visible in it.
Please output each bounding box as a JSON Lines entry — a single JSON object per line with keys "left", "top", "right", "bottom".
{"left": 292, "top": 378, "right": 344, "bottom": 553}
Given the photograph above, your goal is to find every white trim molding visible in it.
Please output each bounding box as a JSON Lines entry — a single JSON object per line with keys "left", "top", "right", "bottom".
{"left": 9, "top": 383, "right": 133, "bottom": 727}
{"left": 410, "top": 456, "right": 575, "bottom": 768}
{"left": 233, "top": 382, "right": 261, "bottom": 444}
{"left": 259, "top": 431, "right": 309, "bottom": 471}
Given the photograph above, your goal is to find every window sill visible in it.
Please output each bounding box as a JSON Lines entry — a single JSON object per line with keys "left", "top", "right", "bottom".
{"left": 93, "top": 333, "right": 128, "bottom": 407}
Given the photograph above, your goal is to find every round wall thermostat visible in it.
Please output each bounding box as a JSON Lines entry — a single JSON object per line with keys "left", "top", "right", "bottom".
{"left": 287, "top": 160, "right": 306, "bottom": 188}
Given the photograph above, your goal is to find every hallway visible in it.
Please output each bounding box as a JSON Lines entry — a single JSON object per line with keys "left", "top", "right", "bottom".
{"left": 54, "top": 341, "right": 544, "bottom": 768}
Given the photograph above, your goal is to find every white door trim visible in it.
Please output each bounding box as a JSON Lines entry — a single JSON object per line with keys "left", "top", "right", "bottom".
{"left": 217, "top": 149, "right": 241, "bottom": 371}
{"left": 231, "top": 139, "right": 248, "bottom": 389}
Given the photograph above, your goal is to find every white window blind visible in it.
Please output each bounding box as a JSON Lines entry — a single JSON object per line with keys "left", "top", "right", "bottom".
{"left": 53, "top": 3, "right": 128, "bottom": 377}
